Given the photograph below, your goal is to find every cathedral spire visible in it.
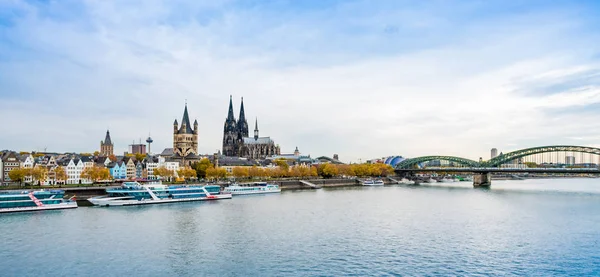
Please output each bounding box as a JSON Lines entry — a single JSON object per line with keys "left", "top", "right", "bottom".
{"left": 254, "top": 117, "right": 259, "bottom": 140}
{"left": 237, "top": 97, "right": 249, "bottom": 137}
{"left": 239, "top": 97, "right": 246, "bottom": 121}
{"left": 227, "top": 95, "right": 235, "bottom": 121}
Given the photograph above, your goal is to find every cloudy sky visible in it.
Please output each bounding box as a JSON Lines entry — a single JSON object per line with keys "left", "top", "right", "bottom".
{"left": 1, "top": 0, "right": 600, "bottom": 162}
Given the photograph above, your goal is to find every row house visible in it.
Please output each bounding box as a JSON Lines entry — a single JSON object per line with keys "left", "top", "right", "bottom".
{"left": 123, "top": 157, "right": 136, "bottom": 179}
{"left": 80, "top": 156, "right": 94, "bottom": 184}
{"left": 108, "top": 161, "right": 127, "bottom": 180}
{"left": 164, "top": 159, "right": 181, "bottom": 178}
{"left": 0, "top": 151, "right": 20, "bottom": 185}
{"left": 19, "top": 154, "right": 35, "bottom": 183}
{"left": 35, "top": 155, "right": 59, "bottom": 185}
{"left": 145, "top": 156, "right": 160, "bottom": 180}
{"left": 64, "top": 158, "right": 89, "bottom": 185}
{"left": 135, "top": 161, "right": 145, "bottom": 179}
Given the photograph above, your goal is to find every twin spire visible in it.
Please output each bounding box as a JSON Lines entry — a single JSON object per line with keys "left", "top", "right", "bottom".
{"left": 225, "top": 95, "right": 257, "bottom": 139}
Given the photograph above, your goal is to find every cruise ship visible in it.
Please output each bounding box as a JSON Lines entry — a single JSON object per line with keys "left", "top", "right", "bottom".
{"left": 0, "top": 189, "right": 77, "bottom": 213}
{"left": 223, "top": 182, "right": 281, "bottom": 195}
{"left": 88, "top": 181, "right": 232, "bottom": 207}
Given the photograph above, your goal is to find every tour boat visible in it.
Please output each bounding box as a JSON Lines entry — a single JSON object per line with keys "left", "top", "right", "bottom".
{"left": 223, "top": 182, "right": 281, "bottom": 195}
{"left": 87, "top": 181, "right": 231, "bottom": 207}
{"left": 0, "top": 189, "right": 77, "bottom": 213}
{"left": 362, "top": 179, "right": 384, "bottom": 186}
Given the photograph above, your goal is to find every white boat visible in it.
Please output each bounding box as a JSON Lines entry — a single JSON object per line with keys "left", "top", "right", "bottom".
{"left": 426, "top": 178, "right": 437, "bottom": 183}
{"left": 88, "top": 181, "right": 231, "bottom": 207}
{"left": 0, "top": 190, "right": 77, "bottom": 213}
{"left": 362, "top": 179, "right": 384, "bottom": 186}
{"left": 223, "top": 182, "right": 281, "bottom": 195}
{"left": 399, "top": 178, "right": 415, "bottom": 185}
{"left": 440, "top": 178, "right": 454, "bottom": 183}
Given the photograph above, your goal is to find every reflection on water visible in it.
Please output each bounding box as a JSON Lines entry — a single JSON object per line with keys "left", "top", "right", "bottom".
{"left": 1, "top": 179, "right": 600, "bottom": 276}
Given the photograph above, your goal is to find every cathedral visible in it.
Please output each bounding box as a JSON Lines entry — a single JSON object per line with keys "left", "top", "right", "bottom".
{"left": 222, "top": 96, "right": 280, "bottom": 159}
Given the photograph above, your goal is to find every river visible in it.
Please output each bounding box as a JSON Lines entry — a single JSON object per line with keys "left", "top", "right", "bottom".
{"left": 1, "top": 178, "right": 600, "bottom": 276}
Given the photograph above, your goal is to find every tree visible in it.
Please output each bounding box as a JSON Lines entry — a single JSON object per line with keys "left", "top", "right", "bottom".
{"left": 98, "top": 167, "right": 111, "bottom": 181}
{"left": 206, "top": 167, "right": 228, "bottom": 180}
{"left": 248, "top": 166, "right": 261, "bottom": 178}
{"left": 135, "top": 153, "right": 146, "bottom": 162}
{"left": 93, "top": 151, "right": 100, "bottom": 156}
{"left": 31, "top": 167, "right": 47, "bottom": 185}
{"left": 274, "top": 159, "right": 290, "bottom": 171}
{"left": 232, "top": 167, "right": 249, "bottom": 178}
{"left": 525, "top": 162, "right": 537, "bottom": 168}
{"left": 19, "top": 151, "right": 30, "bottom": 155}
{"left": 80, "top": 153, "right": 92, "bottom": 157}
{"left": 177, "top": 167, "right": 197, "bottom": 181}
{"left": 319, "top": 164, "right": 339, "bottom": 178}
{"left": 310, "top": 166, "right": 318, "bottom": 177}
{"left": 108, "top": 154, "right": 117, "bottom": 162}
{"left": 8, "top": 168, "right": 27, "bottom": 185}
{"left": 337, "top": 164, "right": 355, "bottom": 176}
{"left": 54, "top": 167, "right": 67, "bottom": 184}
{"left": 81, "top": 166, "right": 111, "bottom": 183}
{"left": 193, "top": 158, "right": 213, "bottom": 179}
{"left": 154, "top": 166, "right": 174, "bottom": 181}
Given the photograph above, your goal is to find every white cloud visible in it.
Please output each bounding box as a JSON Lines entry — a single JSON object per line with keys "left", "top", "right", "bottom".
{"left": 0, "top": 0, "right": 599, "bottom": 162}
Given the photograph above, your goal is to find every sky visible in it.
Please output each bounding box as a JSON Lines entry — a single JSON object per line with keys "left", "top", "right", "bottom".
{"left": 1, "top": 0, "right": 600, "bottom": 163}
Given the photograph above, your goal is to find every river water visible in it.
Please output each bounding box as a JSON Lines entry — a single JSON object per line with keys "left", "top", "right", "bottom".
{"left": 1, "top": 178, "right": 600, "bottom": 276}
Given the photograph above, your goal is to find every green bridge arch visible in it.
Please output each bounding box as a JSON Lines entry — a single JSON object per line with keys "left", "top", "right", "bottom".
{"left": 394, "top": 156, "right": 479, "bottom": 169}
{"left": 485, "top": 145, "right": 600, "bottom": 167}
{"left": 395, "top": 145, "right": 600, "bottom": 170}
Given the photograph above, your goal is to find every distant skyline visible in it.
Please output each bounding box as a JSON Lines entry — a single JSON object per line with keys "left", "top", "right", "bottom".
{"left": 1, "top": 0, "right": 600, "bottom": 163}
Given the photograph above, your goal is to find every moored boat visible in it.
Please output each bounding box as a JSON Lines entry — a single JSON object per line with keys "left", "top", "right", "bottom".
{"left": 88, "top": 181, "right": 231, "bottom": 207}
{"left": 0, "top": 189, "right": 77, "bottom": 213}
{"left": 426, "top": 178, "right": 437, "bottom": 183}
{"left": 399, "top": 178, "right": 415, "bottom": 185}
{"left": 224, "top": 182, "right": 281, "bottom": 195}
{"left": 362, "top": 179, "right": 384, "bottom": 186}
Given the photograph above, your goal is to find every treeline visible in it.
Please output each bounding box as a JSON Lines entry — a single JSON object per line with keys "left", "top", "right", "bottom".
{"left": 183, "top": 158, "right": 395, "bottom": 180}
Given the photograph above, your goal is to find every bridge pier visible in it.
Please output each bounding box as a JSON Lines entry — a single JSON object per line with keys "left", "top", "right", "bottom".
{"left": 473, "top": 172, "right": 491, "bottom": 188}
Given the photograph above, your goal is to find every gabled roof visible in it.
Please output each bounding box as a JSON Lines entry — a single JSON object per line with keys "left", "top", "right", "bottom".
{"left": 160, "top": 148, "right": 174, "bottom": 156}
{"left": 80, "top": 156, "right": 93, "bottom": 163}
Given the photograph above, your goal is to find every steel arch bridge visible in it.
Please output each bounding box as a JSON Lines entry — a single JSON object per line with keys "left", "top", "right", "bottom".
{"left": 394, "top": 145, "right": 600, "bottom": 170}
{"left": 394, "top": 156, "right": 480, "bottom": 169}
{"left": 484, "top": 145, "right": 600, "bottom": 167}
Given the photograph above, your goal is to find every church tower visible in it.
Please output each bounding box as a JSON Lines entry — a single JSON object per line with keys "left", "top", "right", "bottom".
{"left": 173, "top": 103, "right": 198, "bottom": 157}
{"left": 100, "top": 130, "right": 114, "bottom": 156}
{"left": 222, "top": 95, "right": 238, "bottom": 156}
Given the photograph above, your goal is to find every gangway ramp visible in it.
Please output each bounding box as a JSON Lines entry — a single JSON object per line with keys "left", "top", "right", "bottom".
{"left": 299, "top": 180, "right": 322, "bottom": 189}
